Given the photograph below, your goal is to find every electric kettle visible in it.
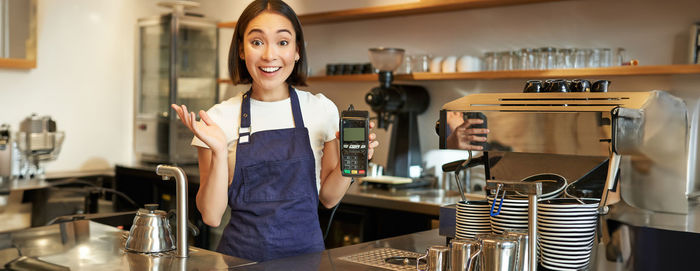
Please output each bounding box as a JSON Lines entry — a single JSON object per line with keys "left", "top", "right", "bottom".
{"left": 125, "top": 204, "right": 176, "bottom": 253}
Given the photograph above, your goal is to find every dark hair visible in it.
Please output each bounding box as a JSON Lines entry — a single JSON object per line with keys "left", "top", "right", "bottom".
{"left": 228, "top": 0, "right": 308, "bottom": 86}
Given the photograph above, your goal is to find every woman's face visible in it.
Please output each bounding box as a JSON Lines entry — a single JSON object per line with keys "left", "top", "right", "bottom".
{"left": 241, "top": 11, "right": 299, "bottom": 93}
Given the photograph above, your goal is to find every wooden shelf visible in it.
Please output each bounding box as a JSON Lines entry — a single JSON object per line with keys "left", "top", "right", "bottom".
{"left": 325, "top": 65, "right": 700, "bottom": 81}
{"left": 217, "top": 0, "right": 565, "bottom": 28}
{"left": 217, "top": 74, "right": 377, "bottom": 84}
{"left": 217, "top": 65, "right": 700, "bottom": 84}
{"left": 0, "top": 58, "right": 36, "bottom": 69}
{"left": 306, "top": 73, "right": 380, "bottom": 82}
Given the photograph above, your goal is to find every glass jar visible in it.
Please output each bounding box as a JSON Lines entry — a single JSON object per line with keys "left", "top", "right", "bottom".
{"left": 519, "top": 48, "right": 534, "bottom": 70}
{"left": 573, "top": 48, "right": 590, "bottom": 68}
{"left": 498, "top": 51, "right": 516, "bottom": 71}
{"left": 411, "top": 55, "right": 431, "bottom": 73}
{"left": 599, "top": 48, "right": 613, "bottom": 67}
{"left": 615, "top": 48, "right": 626, "bottom": 66}
{"left": 557, "top": 48, "right": 573, "bottom": 69}
{"left": 396, "top": 55, "right": 412, "bottom": 74}
{"left": 538, "top": 47, "right": 556, "bottom": 70}
{"left": 484, "top": 52, "right": 498, "bottom": 71}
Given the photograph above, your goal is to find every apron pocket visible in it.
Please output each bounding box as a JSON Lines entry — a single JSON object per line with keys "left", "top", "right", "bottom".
{"left": 242, "top": 157, "right": 315, "bottom": 202}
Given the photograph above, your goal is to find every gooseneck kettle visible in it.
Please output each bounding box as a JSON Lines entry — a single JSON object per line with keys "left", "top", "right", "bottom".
{"left": 125, "top": 203, "right": 176, "bottom": 253}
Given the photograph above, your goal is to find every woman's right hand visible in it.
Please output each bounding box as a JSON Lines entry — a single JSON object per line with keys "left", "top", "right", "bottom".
{"left": 171, "top": 104, "right": 227, "bottom": 154}
{"left": 445, "top": 112, "right": 489, "bottom": 151}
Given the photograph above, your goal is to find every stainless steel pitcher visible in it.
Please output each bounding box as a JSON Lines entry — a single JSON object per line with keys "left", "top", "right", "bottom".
{"left": 417, "top": 245, "right": 450, "bottom": 271}
{"left": 477, "top": 234, "right": 519, "bottom": 271}
{"left": 450, "top": 239, "right": 481, "bottom": 271}
{"left": 504, "top": 229, "right": 530, "bottom": 271}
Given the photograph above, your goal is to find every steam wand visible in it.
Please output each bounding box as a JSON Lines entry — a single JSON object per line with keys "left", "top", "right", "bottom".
{"left": 452, "top": 150, "right": 472, "bottom": 202}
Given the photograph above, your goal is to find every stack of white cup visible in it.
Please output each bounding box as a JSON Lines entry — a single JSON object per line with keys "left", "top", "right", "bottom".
{"left": 430, "top": 55, "right": 482, "bottom": 73}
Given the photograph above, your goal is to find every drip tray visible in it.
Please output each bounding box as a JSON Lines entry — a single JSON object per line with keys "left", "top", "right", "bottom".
{"left": 338, "top": 248, "right": 423, "bottom": 271}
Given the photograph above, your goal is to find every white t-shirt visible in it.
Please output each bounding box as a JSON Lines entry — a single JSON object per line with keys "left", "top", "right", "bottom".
{"left": 191, "top": 89, "right": 339, "bottom": 193}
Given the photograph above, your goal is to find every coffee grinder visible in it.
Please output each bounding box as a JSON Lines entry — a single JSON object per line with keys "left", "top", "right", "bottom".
{"left": 365, "top": 48, "right": 429, "bottom": 177}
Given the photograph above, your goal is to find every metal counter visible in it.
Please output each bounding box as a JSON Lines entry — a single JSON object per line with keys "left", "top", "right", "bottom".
{"left": 0, "top": 169, "right": 113, "bottom": 193}
{"left": 1, "top": 220, "right": 253, "bottom": 270}
{"left": 342, "top": 183, "right": 485, "bottom": 216}
{"left": 230, "top": 228, "right": 444, "bottom": 270}
{"left": 231, "top": 227, "right": 623, "bottom": 271}
{"left": 0, "top": 211, "right": 630, "bottom": 270}
{"left": 117, "top": 163, "right": 485, "bottom": 216}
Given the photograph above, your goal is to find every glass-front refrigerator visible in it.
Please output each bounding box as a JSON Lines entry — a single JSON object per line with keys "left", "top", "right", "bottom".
{"left": 134, "top": 11, "right": 218, "bottom": 164}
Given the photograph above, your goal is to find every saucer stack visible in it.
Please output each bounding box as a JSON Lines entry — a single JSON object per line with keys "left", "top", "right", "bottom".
{"left": 537, "top": 198, "right": 600, "bottom": 271}
{"left": 487, "top": 173, "right": 567, "bottom": 234}
{"left": 455, "top": 200, "right": 492, "bottom": 239}
{"left": 486, "top": 197, "right": 530, "bottom": 234}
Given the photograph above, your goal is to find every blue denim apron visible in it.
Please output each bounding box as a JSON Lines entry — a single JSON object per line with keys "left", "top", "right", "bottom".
{"left": 216, "top": 86, "right": 325, "bottom": 262}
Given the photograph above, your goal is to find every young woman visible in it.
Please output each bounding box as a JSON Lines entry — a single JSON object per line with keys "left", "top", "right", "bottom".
{"left": 171, "top": 0, "right": 378, "bottom": 262}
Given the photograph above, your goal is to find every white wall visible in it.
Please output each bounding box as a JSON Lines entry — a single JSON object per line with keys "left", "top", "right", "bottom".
{"left": 2, "top": 0, "right": 140, "bottom": 172}
{"left": 1, "top": 0, "right": 699, "bottom": 173}
{"left": 296, "top": 0, "right": 700, "bottom": 168}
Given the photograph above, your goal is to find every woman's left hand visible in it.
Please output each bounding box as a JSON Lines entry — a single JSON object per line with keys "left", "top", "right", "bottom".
{"left": 336, "top": 121, "right": 379, "bottom": 160}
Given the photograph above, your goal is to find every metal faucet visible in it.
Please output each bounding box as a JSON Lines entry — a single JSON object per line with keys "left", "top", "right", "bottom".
{"left": 156, "top": 165, "right": 189, "bottom": 258}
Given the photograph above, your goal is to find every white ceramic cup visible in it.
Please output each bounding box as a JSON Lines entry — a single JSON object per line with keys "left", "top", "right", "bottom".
{"left": 442, "top": 56, "right": 457, "bottom": 73}
{"left": 430, "top": 56, "right": 444, "bottom": 73}
{"left": 458, "top": 55, "right": 482, "bottom": 72}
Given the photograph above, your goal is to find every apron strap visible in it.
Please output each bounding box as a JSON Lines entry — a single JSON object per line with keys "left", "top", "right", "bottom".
{"left": 239, "top": 85, "right": 304, "bottom": 144}
{"left": 288, "top": 85, "right": 305, "bottom": 128}
{"left": 239, "top": 89, "right": 252, "bottom": 144}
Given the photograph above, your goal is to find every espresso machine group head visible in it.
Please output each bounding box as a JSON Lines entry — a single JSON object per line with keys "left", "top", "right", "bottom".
{"left": 364, "top": 48, "right": 429, "bottom": 177}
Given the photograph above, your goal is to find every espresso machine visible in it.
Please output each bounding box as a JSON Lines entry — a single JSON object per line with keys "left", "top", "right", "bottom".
{"left": 16, "top": 114, "right": 65, "bottom": 179}
{"left": 0, "top": 124, "right": 16, "bottom": 180}
{"left": 437, "top": 89, "right": 700, "bottom": 270}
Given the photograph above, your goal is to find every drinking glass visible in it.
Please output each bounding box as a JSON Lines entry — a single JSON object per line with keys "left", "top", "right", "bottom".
{"left": 499, "top": 51, "right": 516, "bottom": 71}
{"left": 519, "top": 48, "right": 534, "bottom": 70}
{"left": 556, "top": 48, "right": 573, "bottom": 69}
{"left": 484, "top": 52, "right": 497, "bottom": 71}
{"left": 588, "top": 48, "right": 602, "bottom": 68}
{"left": 538, "top": 47, "right": 556, "bottom": 70}
{"left": 412, "top": 55, "right": 431, "bottom": 73}
{"left": 615, "top": 48, "right": 626, "bottom": 66}
{"left": 573, "top": 48, "right": 590, "bottom": 68}
{"left": 396, "top": 55, "right": 412, "bottom": 74}
{"left": 494, "top": 52, "right": 505, "bottom": 70}
{"left": 599, "top": 48, "right": 613, "bottom": 67}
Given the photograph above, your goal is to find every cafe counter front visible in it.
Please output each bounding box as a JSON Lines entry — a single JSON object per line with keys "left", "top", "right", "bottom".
{"left": 0, "top": 218, "right": 631, "bottom": 271}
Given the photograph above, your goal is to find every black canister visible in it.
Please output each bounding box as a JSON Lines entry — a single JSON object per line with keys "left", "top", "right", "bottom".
{"left": 362, "top": 63, "right": 373, "bottom": 74}
{"left": 546, "top": 79, "right": 569, "bottom": 92}
{"left": 342, "top": 64, "right": 354, "bottom": 74}
{"left": 353, "top": 63, "right": 365, "bottom": 74}
{"left": 543, "top": 79, "right": 555, "bottom": 92}
{"left": 591, "top": 80, "right": 611, "bottom": 92}
{"left": 333, "top": 64, "right": 345, "bottom": 75}
{"left": 570, "top": 79, "right": 591, "bottom": 92}
{"left": 326, "top": 64, "right": 336, "bottom": 75}
{"left": 523, "top": 80, "right": 543, "bottom": 93}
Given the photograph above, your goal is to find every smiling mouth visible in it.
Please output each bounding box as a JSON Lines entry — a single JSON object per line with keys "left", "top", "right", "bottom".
{"left": 260, "top": 67, "right": 281, "bottom": 73}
